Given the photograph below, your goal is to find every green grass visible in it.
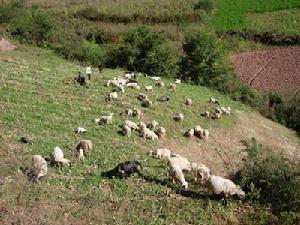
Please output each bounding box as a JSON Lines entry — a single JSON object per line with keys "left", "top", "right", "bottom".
{"left": 0, "top": 46, "right": 293, "bottom": 224}
{"left": 211, "top": 0, "right": 300, "bottom": 32}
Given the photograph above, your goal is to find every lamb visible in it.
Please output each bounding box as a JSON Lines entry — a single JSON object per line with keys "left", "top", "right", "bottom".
{"left": 103, "top": 160, "right": 143, "bottom": 179}
{"left": 169, "top": 164, "right": 188, "bottom": 188}
{"left": 184, "top": 128, "right": 194, "bottom": 137}
{"left": 126, "top": 82, "right": 140, "bottom": 90}
{"left": 175, "top": 78, "right": 181, "bottom": 84}
{"left": 200, "top": 111, "right": 210, "bottom": 118}
{"left": 50, "top": 147, "right": 70, "bottom": 166}
{"left": 169, "top": 83, "right": 176, "bottom": 92}
{"left": 149, "top": 76, "right": 161, "bottom": 81}
{"left": 144, "top": 85, "right": 153, "bottom": 91}
{"left": 138, "top": 93, "right": 148, "bottom": 101}
{"left": 141, "top": 98, "right": 152, "bottom": 108}
{"left": 174, "top": 113, "right": 184, "bottom": 123}
{"left": 122, "top": 124, "right": 132, "bottom": 137}
{"left": 97, "top": 113, "right": 114, "bottom": 125}
{"left": 133, "top": 107, "right": 142, "bottom": 119}
{"left": 205, "top": 175, "right": 246, "bottom": 200}
{"left": 185, "top": 98, "right": 192, "bottom": 106}
{"left": 155, "top": 81, "right": 165, "bottom": 87}
{"left": 155, "top": 126, "right": 166, "bottom": 138}
{"left": 75, "top": 127, "right": 87, "bottom": 134}
{"left": 209, "top": 97, "right": 220, "bottom": 105}
{"left": 147, "top": 120, "right": 159, "bottom": 130}
{"left": 76, "top": 140, "right": 92, "bottom": 161}
{"left": 202, "top": 129, "right": 209, "bottom": 140}
{"left": 125, "top": 120, "right": 139, "bottom": 130}
{"left": 31, "top": 155, "right": 48, "bottom": 181}
{"left": 194, "top": 125, "right": 203, "bottom": 138}
{"left": 191, "top": 162, "right": 210, "bottom": 183}
{"left": 149, "top": 148, "right": 171, "bottom": 159}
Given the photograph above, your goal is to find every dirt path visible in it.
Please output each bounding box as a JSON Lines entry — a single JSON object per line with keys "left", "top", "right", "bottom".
{"left": 0, "top": 38, "right": 17, "bottom": 53}
{"left": 160, "top": 111, "right": 300, "bottom": 176}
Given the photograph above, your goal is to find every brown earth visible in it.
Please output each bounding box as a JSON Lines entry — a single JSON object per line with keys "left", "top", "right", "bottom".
{"left": 0, "top": 38, "right": 17, "bottom": 53}
{"left": 231, "top": 47, "right": 300, "bottom": 92}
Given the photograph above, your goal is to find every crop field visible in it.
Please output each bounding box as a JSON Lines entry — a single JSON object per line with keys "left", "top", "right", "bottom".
{"left": 211, "top": 0, "right": 300, "bottom": 32}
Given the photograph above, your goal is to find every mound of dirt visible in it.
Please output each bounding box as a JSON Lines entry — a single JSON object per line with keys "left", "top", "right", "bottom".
{"left": 232, "top": 47, "right": 300, "bottom": 92}
{"left": 0, "top": 38, "right": 17, "bottom": 53}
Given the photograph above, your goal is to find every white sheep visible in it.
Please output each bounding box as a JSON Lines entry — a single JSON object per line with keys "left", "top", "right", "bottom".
{"left": 139, "top": 125, "right": 158, "bottom": 140}
{"left": 209, "top": 97, "right": 220, "bottom": 105}
{"left": 98, "top": 113, "right": 113, "bottom": 125}
{"left": 169, "top": 83, "right": 176, "bottom": 92}
{"left": 108, "top": 92, "right": 118, "bottom": 101}
{"left": 147, "top": 120, "right": 159, "bottom": 130}
{"left": 215, "top": 107, "right": 222, "bottom": 114}
{"left": 174, "top": 113, "right": 184, "bottom": 123}
{"left": 50, "top": 147, "right": 70, "bottom": 166}
{"left": 141, "top": 98, "right": 152, "bottom": 108}
{"left": 191, "top": 162, "right": 210, "bottom": 183}
{"left": 220, "top": 106, "right": 231, "bottom": 115}
{"left": 32, "top": 155, "right": 48, "bottom": 180}
{"left": 202, "top": 129, "right": 209, "bottom": 140}
{"left": 155, "top": 81, "right": 165, "bottom": 87}
{"left": 168, "top": 155, "right": 191, "bottom": 172}
{"left": 149, "top": 148, "right": 171, "bottom": 159}
{"left": 169, "top": 164, "right": 188, "bottom": 188}
{"left": 194, "top": 125, "right": 204, "bottom": 138}
{"left": 144, "top": 85, "right": 153, "bottom": 91}
{"left": 122, "top": 124, "right": 132, "bottom": 137}
{"left": 175, "top": 79, "right": 181, "bottom": 84}
{"left": 125, "top": 120, "right": 139, "bottom": 130}
{"left": 133, "top": 107, "right": 142, "bottom": 119}
{"left": 76, "top": 140, "right": 93, "bottom": 161}
{"left": 155, "top": 126, "right": 166, "bottom": 138}
{"left": 126, "top": 82, "right": 140, "bottom": 90}
{"left": 149, "top": 76, "right": 161, "bottom": 81}
{"left": 205, "top": 175, "right": 246, "bottom": 200}
{"left": 201, "top": 111, "right": 210, "bottom": 118}
{"left": 75, "top": 127, "right": 87, "bottom": 134}
{"left": 212, "top": 112, "right": 222, "bottom": 120}
{"left": 185, "top": 98, "right": 192, "bottom": 106}
{"left": 184, "top": 128, "right": 194, "bottom": 137}
{"left": 124, "top": 72, "right": 135, "bottom": 79}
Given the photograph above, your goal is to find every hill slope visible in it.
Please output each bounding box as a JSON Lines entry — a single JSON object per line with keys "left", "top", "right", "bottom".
{"left": 0, "top": 46, "right": 299, "bottom": 224}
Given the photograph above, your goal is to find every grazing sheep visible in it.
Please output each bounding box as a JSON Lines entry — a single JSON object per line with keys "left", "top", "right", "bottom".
{"left": 191, "top": 163, "right": 210, "bottom": 183}
{"left": 147, "top": 120, "right": 159, "bottom": 130}
{"left": 155, "top": 81, "right": 165, "bottom": 87}
{"left": 168, "top": 155, "right": 191, "bottom": 172}
{"left": 139, "top": 125, "right": 158, "bottom": 140}
{"left": 144, "top": 85, "right": 153, "bottom": 91}
{"left": 184, "top": 128, "right": 194, "bottom": 137}
{"left": 174, "top": 113, "right": 184, "bottom": 123}
{"left": 169, "top": 164, "right": 188, "bottom": 188}
{"left": 200, "top": 111, "right": 210, "bottom": 118}
{"left": 108, "top": 92, "right": 118, "bottom": 101}
{"left": 32, "top": 155, "right": 48, "bottom": 181}
{"left": 103, "top": 160, "right": 143, "bottom": 179}
{"left": 149, "top": 148, "right": 171, "bottom": 159}
{"left": 175, "top": 79, "right": 181, "bottom": 84}
{"left": 215, "top": 107, "right": 222, "bottom": 114}
{"left": 157, "top": 96, "right": 170, "bottom": 102}
{"left": 209, "top": 97, "right": 220, "bottom": 105}
{"left": 126, "top": 82, "right": 140, "bottom": 90}
{"left": 96, "top": 113, "right": 114, "bottom": 125}
{"left": 155, "top": 126, "right": 166, "bottom": 138}
{"left": 141, "top": 98, "right": 152, "bottom": 108}
{"left": 75, "top": 127, "right": 87, "bottom": 134}
{"left": 220, "top": 106, "right": 231, "bottom": 115}
{"left": 124, "top": 72, "right": 135, "bottom": 79}
{"left": 138, "top": 93, "right": 148, "bottom": 101}
{"left": 185, "top": 98, "right": 192, "bottom": 106}
{"left": 212, "top": 112, "right": 222, "bottom": 120}
{"left": 194, "top": 125, "right": 204, "bottom": 138}
{"left": 125, "top": 120, "right": 139, "bottom": 130}
{"left": 149, "top": 76, "right": 161, "bottom": 81}
{"left": 76, "top": 140, "right": 92, "bottom": 160}
{"left": 169, "top": 83, "right": 176, "bottom": 92}
{"left": 202, "top": 129, "right": 209, "bottom": 140}
{"left": 122, "top": 124, "right": 132, "bottom": 137}
{"left": 133, "top": 107, "right": 142, "bottom": 119}
{"left": 205, "top": 175, "right": 246, "bottom": 200}
{"left": 124, "top": 109, "right": 133, "bottom": 117}
{"left": 50, "top": 147, "right": 70, "bottom": 166}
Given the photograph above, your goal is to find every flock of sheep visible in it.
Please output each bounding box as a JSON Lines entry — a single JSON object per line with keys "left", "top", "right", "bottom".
{"left": 27, "top": 71, "right": 245, "bottom": 201}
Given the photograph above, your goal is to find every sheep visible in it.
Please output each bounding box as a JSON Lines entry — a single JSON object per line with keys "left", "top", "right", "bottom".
{"left": 139, "top": 125, "right": 158, "bottom": 140}
{"left": 174, "top": 113, "right": 184, "bottom": 123}
{"left": 122, "top": 124, "right": 132, "bottom": 137}
{"left": 108, "top": 92, "right": 118, "bottom": 101}
{"left": 202, "top": 129, "right": 209, "bottom": 140}
{"left": 209, "top": 97, "right": 220, "bottom": 105}
{"left": 155, "top": 126, "right": 166, "bottom": 138}
{"left": 157, "top": 96, "right": 170, "bottom": 102}
{"left": 50, "top": 147, "right": 70, "bottom": 166}
{"left": 205, "top": 175, "right": 246, "bottom": 200}
{"left": 103, "top": 160, "right": 143, "bottom": 179}
{"left": 97, "top": 113, "right": 114, "bottom": 125}
{"left": 185, "top": 98, "right": 192, "bottom": 106}
{"left": 107, "top": 79, "right": 125, "bottom": 92}
{"left": 190, "top": 162, "right": 210, "bottom": 183}
{"left": 184, "top": 128, "right": 194, "bottom": 137}
{"left": 141, "top": 98, "right": 152, "bottom": 108}
{"left": 169, "top": 83, "right": 176, "bottom": 92}
{"left": 175, "top": 78, "right": 181, "bottom": 84}
{"left": 149, "top": 76, "right": 161, "bottom": 81}
{"left": 31, "top": 155, "right": 48, "bottom": 181}
{"left": 75, "top": 127, "right": 87, "bottom": 134}
{"left": 212, "top": 112, "right": 222, "bottom": 120}
{"left": 169, "top": 164, "right": 188, "bottom": 188}
{"left": 133, "top": 107, "right": 142, "bottom": 119}
{"left": 220, "top": 106, "right": 231, "bottom": 115}
{"left": 126, "top": 82, "right": 140, "bottom": 90}
{"left": 147, "top": 120, "right": 159, "bottom": 130}
{"left": 194, "top": 125, "right": 203, "bottom": 138}
{"left": 215, "top": 107, "right": 222, "bottom": 114}
{"left": 168, "top": 155, "right": 191, "bottom": 172}
{"left": 144, "top": 85, "right": 153, "bottom": 91}
{"left": 124, "top": 109, "right": 133, "bottom": 117}
{"left": 76, "top": 140, "right": 92, "bottom": 161}
{"left": 124, "top": 72, "right": 135, "bottom": 79}
{"left": 200, "top": 111, "right": 210, "bottom": 118}
{"left": 155, "top": 81, "right": 165, "bottom": 87}
{"left": 149, "top": 148, "right": 171, "bottom": 159}
{"left": 138, "top": 93, "right": 148, "bottom": 101}
{"left": 125, "top": 120, "right": 139, "bottom": 130}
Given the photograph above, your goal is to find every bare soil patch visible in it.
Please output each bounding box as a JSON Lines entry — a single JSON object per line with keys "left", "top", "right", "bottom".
{"left": 232, "top": 47, "right": 300, "bottom": 92}
{"left": 0, "top": 38, "right": 17, "bottom": 53}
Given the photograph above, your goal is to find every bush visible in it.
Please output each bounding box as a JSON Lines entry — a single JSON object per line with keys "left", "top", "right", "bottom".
{"left": 237, "top": 138, "right": 300, "bottom": 214}
{"left": 0, "top": 0, "right": 25, "bottom": 24}
{"left": 10, "top": 8, "right": 53, "bottom": 46}
{"left": 105, "top": 26, "right": 181, "bottom": 76}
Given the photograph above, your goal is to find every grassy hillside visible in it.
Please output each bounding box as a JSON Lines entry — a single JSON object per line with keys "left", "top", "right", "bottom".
{"left": 1, "top": 45, "right": 299, "bottom": 224}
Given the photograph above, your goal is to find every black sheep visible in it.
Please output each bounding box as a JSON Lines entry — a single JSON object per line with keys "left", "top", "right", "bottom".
{"left": 102, "top": 160, "right": 143, "bottom": 179}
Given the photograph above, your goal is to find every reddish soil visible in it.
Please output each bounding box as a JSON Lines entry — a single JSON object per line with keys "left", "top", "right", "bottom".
{"left": 0, "top": 38, "right": 17, "bottom": 52}
{"left": 231, "top": 47, "right": 300, "bottom": 92}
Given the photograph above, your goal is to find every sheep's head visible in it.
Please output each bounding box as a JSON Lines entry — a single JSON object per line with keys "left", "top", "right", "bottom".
{"left": 182, "top": 181, "right": 188, "bottom": 189}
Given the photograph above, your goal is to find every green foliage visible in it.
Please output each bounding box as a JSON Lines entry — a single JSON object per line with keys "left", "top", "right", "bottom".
{"left": 238, "top": 138, "right": 300, "bottom": 214}
{"left": 0, "top": 0, "right": 25, "bottom": 24}
{"left": 10, "top": 8, "right": 53, "bottom": 46}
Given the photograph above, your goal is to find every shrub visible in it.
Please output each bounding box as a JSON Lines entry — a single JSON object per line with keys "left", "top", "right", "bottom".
{"left": 237, "top": 138, "right": 300, "bottom": 214}
{"left": 0, "top": 0, "right": 25, "bottom": 24}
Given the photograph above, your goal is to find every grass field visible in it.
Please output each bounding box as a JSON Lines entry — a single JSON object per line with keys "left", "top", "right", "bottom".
{"left": 211, "top": 0, "right": 300, "bottom": 32}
